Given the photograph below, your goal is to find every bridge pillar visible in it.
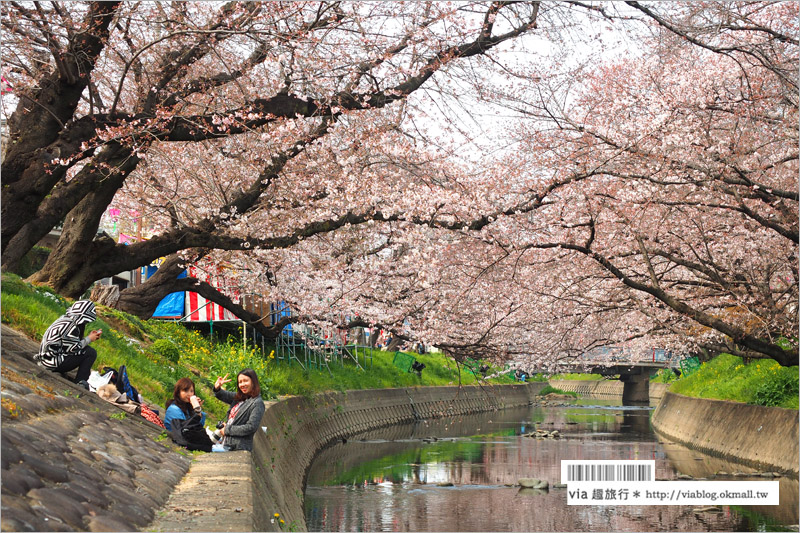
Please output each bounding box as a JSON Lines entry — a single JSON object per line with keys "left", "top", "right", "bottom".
{"left": 620, "top": 373, "right": 649, "bottom": 405}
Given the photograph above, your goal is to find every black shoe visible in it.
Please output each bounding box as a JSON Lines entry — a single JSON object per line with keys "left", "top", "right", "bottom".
{"left": 76, "top": 380, "right": 90, "bottom": 391}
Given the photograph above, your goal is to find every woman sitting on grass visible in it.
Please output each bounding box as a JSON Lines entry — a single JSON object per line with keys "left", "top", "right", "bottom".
{"left": 164, "top": 377, "right": 206, "bottom": 431}
{"left": 211, "top": 368, "right": 265, "bottom": 452}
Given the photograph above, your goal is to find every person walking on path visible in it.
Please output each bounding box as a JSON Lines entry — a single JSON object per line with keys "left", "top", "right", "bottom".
{"left": 36, "top": 300, "right": 100, "bottom": 386}
{"left": 211, "top": 368, "right": 265, "bottom": 452}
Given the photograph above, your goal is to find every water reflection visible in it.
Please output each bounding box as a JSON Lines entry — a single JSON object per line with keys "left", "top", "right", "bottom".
{"left": 658, "top": 438, "right": 799, "bottom": 527}
{"left": 305, "top": 401, "right": 798, "bottom": 532}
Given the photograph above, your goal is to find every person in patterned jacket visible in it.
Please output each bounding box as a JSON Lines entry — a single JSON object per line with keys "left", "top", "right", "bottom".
{"left": 36, "top": 300, "right": 101, "bottom": 386}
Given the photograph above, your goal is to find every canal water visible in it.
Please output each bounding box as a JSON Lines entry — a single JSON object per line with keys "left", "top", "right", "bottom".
{"left": 304, "top": 398, "right": 798, "bottom": 531}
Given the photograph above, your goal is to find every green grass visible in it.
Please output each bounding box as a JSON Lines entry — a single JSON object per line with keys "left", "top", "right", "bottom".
{"left": 670, "top": 353, "right": 798, "bottom": 409}
{"left": 537, "top": 385, "right": 579, "bottom": 397}
{"left": 1, "top": 273, "right": 516, "bottom": 425}
{"left": 650, "top": 368, "right": 679, "bottom": 384}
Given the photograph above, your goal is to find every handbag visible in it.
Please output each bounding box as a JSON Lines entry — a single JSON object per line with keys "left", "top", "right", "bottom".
{"left": 169, "top": 413, "right": 213, "bottom": 452}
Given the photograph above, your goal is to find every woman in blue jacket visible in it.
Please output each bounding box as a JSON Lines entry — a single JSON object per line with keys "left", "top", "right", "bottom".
{"left": 164, "top": 377, "right": 206, "bottom": 431}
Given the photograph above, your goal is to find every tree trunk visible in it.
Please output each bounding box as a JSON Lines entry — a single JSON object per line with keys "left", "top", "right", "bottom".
{"left": 1, "top": 3, "right": 120, "bottom": 250}
{"left": 27, "top": 150, "right": 137, "bottom": 296}
{"left": 2, "top": 144, "right": 137, "bottom": 273}
{"left": 113, "top": 254, "right": 190, "bottom": 318}
{"left": 90, "top": 284, "right": 121, "bottom": 308}
{"left": 386, "top": 336, "right": 403, "bottom": 352}
{"left": 25, "top": 220, "right": 207, "bottom": 299}
{"left": 28, "top": 233, "right": 120, "bottom": 298}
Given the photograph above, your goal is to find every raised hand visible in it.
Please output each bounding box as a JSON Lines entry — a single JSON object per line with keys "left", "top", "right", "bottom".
{"left": 214, "top": 374, "right": 231, "bottom": 390}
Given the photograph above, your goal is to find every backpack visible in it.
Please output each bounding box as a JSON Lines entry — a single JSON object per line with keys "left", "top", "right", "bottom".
{"left": 169, "top": 413, "right": 213, "bottom": 452}
{"left": 115, "top": 365, "right": 140, "bottom": 403}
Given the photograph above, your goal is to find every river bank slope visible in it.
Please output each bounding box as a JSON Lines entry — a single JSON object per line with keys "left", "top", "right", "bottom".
{"left": 651, "top": 391, "right": 798, "bottom": 476}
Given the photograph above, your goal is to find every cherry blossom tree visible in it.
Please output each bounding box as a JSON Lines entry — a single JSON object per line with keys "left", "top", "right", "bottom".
{"left": 1, "top": 1, "right": 541, "bottom": 290}
{"left": 457, "top": 1, "right": 799, "bottom": 365}
{"left": 268, "top": 1, "right": 799, "bottom": 367}
{"left": 2, "top": 1, "right": 795, "bottom": 367}
{"left": 0, "top": 0, "right": 592, "bottom": 349}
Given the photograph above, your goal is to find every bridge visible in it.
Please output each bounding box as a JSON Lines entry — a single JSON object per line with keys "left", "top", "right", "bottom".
{"left": 544, "top": 348, "right": 683, "bottom": 404}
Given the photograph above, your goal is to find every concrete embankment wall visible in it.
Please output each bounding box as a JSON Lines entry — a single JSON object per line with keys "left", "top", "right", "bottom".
{"left": 258, "top": 384, "right": 545, "bottom": 530}
{"left": 651, "top": 391, "right": 799, "bottom": 476}
{"left": 152, "top": 382, "right": 546, "bottom": 532}
{"left": 548, "top": 379, "right": 669, "bottom": 401}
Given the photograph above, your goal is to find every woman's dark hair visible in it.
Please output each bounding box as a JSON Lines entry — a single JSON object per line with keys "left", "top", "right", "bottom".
{"left": 234, "top": 368, "right": 261, "bottom": 403}
{"left": 166, "top": 377, "right": 196, "bottom": 414}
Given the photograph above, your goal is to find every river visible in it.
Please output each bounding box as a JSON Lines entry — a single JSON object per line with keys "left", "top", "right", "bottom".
{"left": 304, "top": 398, "right": 798, "bottom": 532}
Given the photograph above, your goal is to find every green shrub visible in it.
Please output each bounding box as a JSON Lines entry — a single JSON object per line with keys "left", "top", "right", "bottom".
{"left": 753, "top": 371, "right": 799, "bottom": 407}
{"left": 150, "top": 339, "right": 181, "bottom": 363}
{"left": 776, "top": 337, "right": 796, "bottom": 351}
{"left": 651, "top": 368, "right": 678, "bottom": 383}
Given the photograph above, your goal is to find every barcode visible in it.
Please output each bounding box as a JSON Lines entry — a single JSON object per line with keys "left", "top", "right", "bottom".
{"left": 562, "top": 460, "right": 654, "bottom": 483}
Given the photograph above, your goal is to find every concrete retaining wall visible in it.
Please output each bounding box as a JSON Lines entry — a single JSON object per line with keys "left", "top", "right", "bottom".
{"left": 651, "top": 392, "right": 799, "bottom": 476}
{"left": 151, "top": 382, "right": 546, "bottom": 532}
{"left": 259, "top": 383, "right": 544, "bottom": 530}
{"left": 548, "top": 379, "right": 669, "bottom": 401}
{"left": 649, "top": 382, "right": 669, "bottom": 401}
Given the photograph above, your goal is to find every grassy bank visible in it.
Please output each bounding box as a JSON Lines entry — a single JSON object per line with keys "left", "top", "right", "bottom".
{"left": 669, "top": 353, "right": 798, "bottom": 409}
{"left": 1, "top": 274, "right": 514, "bottom": 424}
{"left": 543, "top": 357, "right": 796, "bottom": 409}
{"left": 537, "top": 385, "right": 579, "bottom": 398}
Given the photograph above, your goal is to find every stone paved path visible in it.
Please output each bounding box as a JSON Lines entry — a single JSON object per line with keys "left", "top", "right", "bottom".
{"left": 148, "top": 451, "right": 257, "bottom": 532}
{"left": 1, "top": 324, "right": 192, "bottom": 531}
